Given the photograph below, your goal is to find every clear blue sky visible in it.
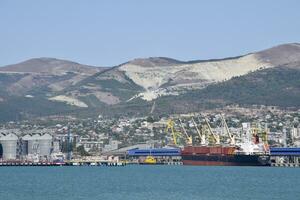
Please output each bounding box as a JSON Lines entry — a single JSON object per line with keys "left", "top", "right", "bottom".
{"left": 1, "top": 0, "right": 300, "bottom": 67}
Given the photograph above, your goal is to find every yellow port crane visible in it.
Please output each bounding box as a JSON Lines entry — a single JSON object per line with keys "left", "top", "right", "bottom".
{"left": 191, "top": 117, "right": 206, "bottom": 145}
{"left": 204, "top": 117, "right": 220, "bottom": 145}
{"left": 178, "top": 119, "right": 193, "bottom": 145}
{"left": 165, "top": 119, "right": 181, "bottom": 146}
{"left": 220, "top": 114, "right": 235, "bottom": 146}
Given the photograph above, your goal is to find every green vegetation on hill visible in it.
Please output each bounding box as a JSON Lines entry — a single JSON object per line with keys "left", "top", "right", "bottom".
{"left": 65, "top": 70, "right": 144, "bottom": 106}
{"left": 0, "top": 66, "right": 299, "bottom": 122}
{"left": 0, "top": 73, "right": 26, "bottom": 96}
{"left": 0, "top": 97, "right": 80, "bottom": 122}
{"left": 189, "top": 67, "right": 300, "bottom": 107}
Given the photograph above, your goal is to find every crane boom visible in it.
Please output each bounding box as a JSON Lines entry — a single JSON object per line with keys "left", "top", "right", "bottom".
{"left": 179, "top": 119, "right": 193, "bottom": 145}
{"left": 191, "top": 117, "right": 206, "bottom": 145}
{"left": 191, "top": 117, "right": 201, "bottom": 138}
{"left": 179, "top": 119, "right": 189, "bottom": 139}
{"left": 220, "top": 114, "right": 235, "bottom": 145}
{"left": 166, "top": 119, "right": 178, "bottom": 146}
{"left": 204, "top": 117, "right": 220, "bottom": 145}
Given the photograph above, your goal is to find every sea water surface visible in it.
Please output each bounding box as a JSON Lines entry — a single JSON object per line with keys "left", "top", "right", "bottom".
{"left": 0, "top": 165, "right": 299, "bottom": 200}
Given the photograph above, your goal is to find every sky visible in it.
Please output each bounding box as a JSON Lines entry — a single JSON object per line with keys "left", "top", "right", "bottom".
{"left": 1, "top": 0, "right": 300, "bottom": 67}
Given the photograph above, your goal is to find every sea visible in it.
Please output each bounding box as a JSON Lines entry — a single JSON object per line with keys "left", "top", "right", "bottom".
{"left": 0, "top": 165, "right": 299, "bottom": 200}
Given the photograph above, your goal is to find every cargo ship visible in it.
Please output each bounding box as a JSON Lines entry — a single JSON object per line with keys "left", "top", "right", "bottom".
{"left": 177, "top": 115, "right": 270, "bottom": 166}
{"left": 181, "top": 145, "right": 270, "bottom": 166}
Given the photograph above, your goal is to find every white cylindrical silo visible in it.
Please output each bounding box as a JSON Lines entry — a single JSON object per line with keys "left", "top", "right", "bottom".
{"left": 0, "top": 133, "right": 18, "bottom": 160}
{"left": 39, "top": 134, "right": 52, "bottom": 157}
{"left": 0, "top": 133, "right": 3, "bottom": 158}
{"left": 23, "top": 134, "right": 40, "bottom": 155}
{"left": 21, "top": 134, "right": 32, "bottom": 155}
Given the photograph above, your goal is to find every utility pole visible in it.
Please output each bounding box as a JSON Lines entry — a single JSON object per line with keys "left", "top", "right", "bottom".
{"left": 283, "top": 128, "right": 287, "bottom": 147}
{"left": 67, "top": 124, "right": 72, "bottom": 161}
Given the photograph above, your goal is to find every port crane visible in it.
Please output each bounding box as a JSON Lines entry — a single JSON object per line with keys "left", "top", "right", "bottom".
{"left": 178, "top": 119, "right": 193, "bottom": 145}
{"left": 261, "top": 124, "right": 269, "bottom": 144}
{"left": 165, "top": 119, "right": 182, "bottom": 146}
{"left": 220, "top": 114, "right": 235, "bottom": 146}
{"left": 251, "top": 122, "right": 269, "bottom": 146}
{"left": 191, "top": 117, "right": 206, "bottom": 145}
{"left": 204, "top": 117, "right": 220, "bottom": 145}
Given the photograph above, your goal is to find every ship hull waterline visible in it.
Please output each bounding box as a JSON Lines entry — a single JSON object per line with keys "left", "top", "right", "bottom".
{"left": 181, "top": 154, "right": 270, "bottom": 166}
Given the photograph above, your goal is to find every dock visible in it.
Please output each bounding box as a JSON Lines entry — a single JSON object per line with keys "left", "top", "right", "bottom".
{"left": 270, "top": 147, "right": 300, "bottom": 167}
{"left": 0, "top": 161, "right": 126, "bottom": 167}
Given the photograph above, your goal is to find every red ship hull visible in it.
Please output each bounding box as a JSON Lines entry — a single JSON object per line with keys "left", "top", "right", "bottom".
{"left": 183, "top": 160, "right": 237, "bottom": 166}
{"left": 181, "top": 146, "right": 270, "bottom": 166}
{"left": 182, "top": 159, "right": 268, "bottom": 166}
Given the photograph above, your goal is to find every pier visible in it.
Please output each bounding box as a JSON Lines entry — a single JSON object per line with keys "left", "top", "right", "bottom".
{"left": 0, "top": 160, "right": 127, "bottom": 167}
{"left": 270, "top": 147, "right": 300, "bottom": 167}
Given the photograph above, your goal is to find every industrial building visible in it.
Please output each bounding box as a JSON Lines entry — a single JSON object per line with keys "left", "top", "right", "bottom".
{"left": 127, "top": 148, "right": 181, "bottom": 157}
{"left": 127, "top": 147, "right": 181, "bottom": 164}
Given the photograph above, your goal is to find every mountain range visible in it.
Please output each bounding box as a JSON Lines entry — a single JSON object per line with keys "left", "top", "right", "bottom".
{"left": 0, "top": 43, "right": 300, "bottom": 122}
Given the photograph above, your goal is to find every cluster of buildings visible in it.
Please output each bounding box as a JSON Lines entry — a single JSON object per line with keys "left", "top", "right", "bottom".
{"left": 291, "top": 126, "right": 300, "bottom": 146}
{"left": 0, "top": 107, "right": 299, "bottom": 162}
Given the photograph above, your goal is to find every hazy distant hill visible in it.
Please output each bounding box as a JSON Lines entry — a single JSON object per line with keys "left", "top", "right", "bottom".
{"left": 0, "top": 57, "right": 101, "bottom": 74}
{"left": 0, "top": 43, "right": 300, "bottom": 121}
{"left": 0, "top": 57, "right": 105, "bottom": 96}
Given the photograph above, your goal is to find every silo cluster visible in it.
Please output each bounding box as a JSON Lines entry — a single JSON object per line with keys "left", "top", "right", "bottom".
{"left": 22, "top": 134, "right": 53, "bottom": 157}
{"left": 0, "top": 133, "right": 53, "bottom": 161}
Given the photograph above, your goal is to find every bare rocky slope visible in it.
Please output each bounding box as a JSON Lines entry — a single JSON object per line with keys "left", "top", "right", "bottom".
{"left": 62, "top": 43, "right": 300, "bottom": 105}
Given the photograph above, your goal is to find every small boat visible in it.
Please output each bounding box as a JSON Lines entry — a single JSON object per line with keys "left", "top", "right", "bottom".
{"left": 141, "top": 156, "right": 157, "bottom": 165}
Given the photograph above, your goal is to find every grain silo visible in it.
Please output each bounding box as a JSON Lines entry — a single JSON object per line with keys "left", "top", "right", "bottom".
{"left": 25, "top": 134, "right": 40, "bottom": 155}
{"left": 39, "top": 134, "right": 52, "bottom": 157}
{"left": 0, "top": 133, "right": 18, "bottom": 160}
{"left": 21, "top": 134, "right": 32, "bottom": 155}
{"left": 0, "top": 133, "right": 3, "bottom": 158}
